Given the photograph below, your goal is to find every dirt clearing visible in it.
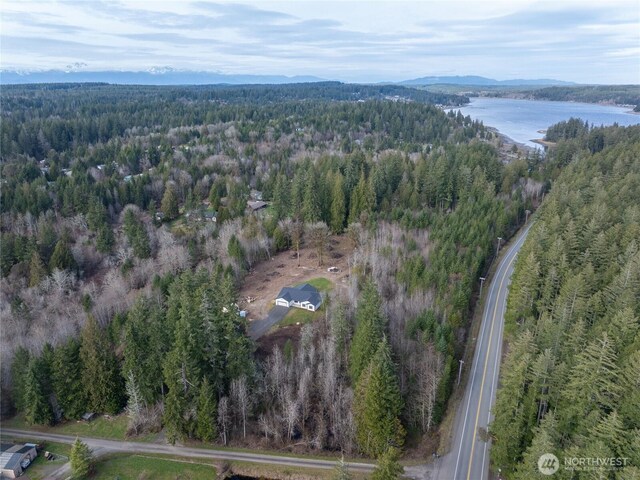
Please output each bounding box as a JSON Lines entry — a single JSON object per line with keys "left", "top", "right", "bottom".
{"left": 239, "top": 235, "right": 352, "bottom": 321}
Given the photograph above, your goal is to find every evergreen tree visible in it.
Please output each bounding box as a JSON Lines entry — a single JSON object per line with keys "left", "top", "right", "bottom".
{"left": 303, "top": 171, "right": 322, "bottom": 223}
{"left": 349, "top": 173, "right": 374, "bottom": 224}
{"left": 331, "top": 301, "right": 350, "bottom": 359}
{"left": 96, "top": 225, "right": 114, "bottom": 254}
{"left": 52, "top": 339, "right": 87, "bottom": 420}
{"left": 490, "top": 331, "right": 535, "bottom": 471}
{"left": 70, "top": 438, "right": 93, "bottom": 479}
{"left": 86, "top": 197, "right": 108, "bottom": 232}
{"left": 49, "top": 234, "right": 76, "bottom": 271}
{"left": 196, "top": 377, "right": 218, "bottom": 442}
{"left": 161, "top": 182, "right": 179, "bottom": 220}
{"left": 227, "top": 235, "right": 246, "bottom": 269}
{"left": 272, "top": 173, "right": 290, "bottom": 220}
{"left": 350, "top": 281, "right": 386, "bottom": 382}
{"left": 123, "top": 209, "right": 151, "bottom": 258}
{"left": 122, "top": 297, "right": 166, "bottom": 404}
{"left": 330, "top": 172, "right": 346, "bottom": 233}
{"left": 290, "top": 171, "right": 305, "bottom": 220}
{"left": 80, "top": 316, "right": 124, "bottom": 414}
{"left": 163, "top": 386, "right": 186, "bottom": 444}
{"left": 372, "top": 447, "right": 403, "bottom": 480}
{"left": 354, "top": 338, "right": 405, "bottom": 457}
{"left": 23, "top": 357, "right": 53, "bottom": 425}
{"left": 29, "top": 250, "right": 47, "bottom": 287}
{"left": 514, "top": 413, "right": 559, "bottom": 480}
{"left": 11, "top": 347, "right": 30, "bottom": 412}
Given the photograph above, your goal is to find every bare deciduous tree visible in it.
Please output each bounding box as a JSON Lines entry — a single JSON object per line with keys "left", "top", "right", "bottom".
{"left": 218, "top": 396, "right": 230, "bottom": 445}
{"left": 306, "top": 222, "right": 330, "bottom": 266}
{"left": 230, "top": 376, "right": 251, "bottom": 439}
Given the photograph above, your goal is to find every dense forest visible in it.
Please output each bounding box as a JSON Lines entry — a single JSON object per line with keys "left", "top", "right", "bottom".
{"left": 491, "top": 124, "right": 640, "bottom": 479}
{"left": 1, "top": 83, "right": 541, "bottom": 465}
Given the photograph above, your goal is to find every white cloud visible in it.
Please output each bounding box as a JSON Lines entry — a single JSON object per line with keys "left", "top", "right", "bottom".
{"left": 0, "top": 0, "right": 638, "bottom": 83}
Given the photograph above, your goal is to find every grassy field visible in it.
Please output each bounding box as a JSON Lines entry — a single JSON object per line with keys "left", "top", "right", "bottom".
{"left": 2, "top": 414, "right": 154, "bottom": 441}
{"left": 93, "top": 454, "right": 217, "bottom": 479}
{"left": 280, "top": 306, "right": 324, "bottom": 327}
{"left": 296, "top": 277, "right": 333, "bottom": 292}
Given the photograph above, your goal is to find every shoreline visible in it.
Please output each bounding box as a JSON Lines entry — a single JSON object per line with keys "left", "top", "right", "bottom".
{"left": 485, "top": 126, "right": 539, "bottom": 153}
{"left": 531, "top": 138, "right": 556, "bottom": 148}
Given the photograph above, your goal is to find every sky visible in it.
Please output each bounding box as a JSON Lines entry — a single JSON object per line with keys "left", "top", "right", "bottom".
{"left": 1, "top": 0, "right": 639, "bottom": 84}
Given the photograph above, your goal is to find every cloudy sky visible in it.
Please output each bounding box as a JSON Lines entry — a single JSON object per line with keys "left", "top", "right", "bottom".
{"left": 1, "top": 0, "right": 639, "bottom": 83}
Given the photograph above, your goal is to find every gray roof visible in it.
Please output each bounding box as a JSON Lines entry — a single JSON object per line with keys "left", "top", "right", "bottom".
{"left": 0, "top": 451, "right": 22, "bottom": 470}
{"left": 276, "top": 284, "right": 322, "bottom": 308}
{"left": 0, "top": 444, "right": 35, "bottom": 471}
{"left": 247, "top": 200, "right": 268, "bottom": 211}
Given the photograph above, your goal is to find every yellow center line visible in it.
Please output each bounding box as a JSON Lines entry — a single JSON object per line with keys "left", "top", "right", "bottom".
{"left": 466, "top": 245, "right": 520, "bottom": 480}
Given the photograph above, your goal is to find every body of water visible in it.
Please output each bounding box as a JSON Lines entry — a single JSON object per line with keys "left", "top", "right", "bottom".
{"left": 454, "top": 97, "right": 640, "bottom": 148}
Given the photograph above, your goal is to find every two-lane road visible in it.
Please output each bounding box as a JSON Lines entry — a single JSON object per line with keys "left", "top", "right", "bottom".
{"left": 451, "top": 224, "right": 532, "bottom": 480}
{"left": 407, "top": 224, "right": 532, "bottom": 480}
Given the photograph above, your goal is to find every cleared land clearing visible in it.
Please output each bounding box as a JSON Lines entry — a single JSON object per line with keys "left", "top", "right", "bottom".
{"left": 239, "top": 235, "right": 352, "bottom": 321}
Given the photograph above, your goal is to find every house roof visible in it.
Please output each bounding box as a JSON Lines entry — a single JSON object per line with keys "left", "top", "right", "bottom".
{"left": 276, "top": 283, "right": 322, "bottom": 307}
{"left": 0, "top": 444, "right": 35, "bottom": 470}
{"left": 247, "top": 200, "right": 268, "bottom": 211}
{"left": 0, "top": 451, "right": 22, "bottom": 470}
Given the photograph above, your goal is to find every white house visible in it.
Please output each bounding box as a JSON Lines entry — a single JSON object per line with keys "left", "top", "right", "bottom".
{"left": 275, "top": 284, "right": 322, "bottom": 312}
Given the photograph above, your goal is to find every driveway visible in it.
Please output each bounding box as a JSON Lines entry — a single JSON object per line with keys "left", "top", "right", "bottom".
{"left": 248, "top": 305, "right": 290, "bottom": 339}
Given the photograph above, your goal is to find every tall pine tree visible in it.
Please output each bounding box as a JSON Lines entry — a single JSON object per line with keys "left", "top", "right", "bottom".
{"left": 80, "top": 316, "right": 124, "bottom": 414}
{"left": 350, "top": 281, "right": 386, "bottom": 382}
{"left": 354, "top": 338, "right": 405, "bottom": 456}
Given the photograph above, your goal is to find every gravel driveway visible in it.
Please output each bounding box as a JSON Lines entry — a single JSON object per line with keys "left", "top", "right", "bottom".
{"left": 248, "top": 305, "right": 290, "bottom": 339}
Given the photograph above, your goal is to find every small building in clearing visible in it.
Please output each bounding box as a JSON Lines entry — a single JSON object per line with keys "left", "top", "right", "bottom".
{"left": 275, "top": 284, "right": 323, "bottom": 312}
{"left": 1, "top": 443, "right": 38, "bottom": 479}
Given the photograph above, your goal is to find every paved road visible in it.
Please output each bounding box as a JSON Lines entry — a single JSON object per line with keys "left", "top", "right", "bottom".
{"left": 450, "top": 224, "right": 531, "bottom": 480}
{"left": 407, "top": 224, "right": 532, "bottom": 480}
{"left": 1, "top": 428, "right": 375, "bottom": 475}
{"left": 248, "top": 305, "right": 290, "bottom": 339}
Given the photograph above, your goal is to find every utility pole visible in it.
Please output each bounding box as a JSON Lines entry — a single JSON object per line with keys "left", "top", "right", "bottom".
{"left": 496, "top": 236, "right": 503, "bottom": 256}
{"left": 457, "top": 359, "right": 465, "bottom": 386}
{"left": 525, "top": 209, "right": 531, "bottom": 224}
{"left": 479, "top": 277, "right": 486, "bottom": 297}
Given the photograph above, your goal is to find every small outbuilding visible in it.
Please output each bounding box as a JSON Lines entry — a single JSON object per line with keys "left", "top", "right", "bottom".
{"left": 275, "top": 284, "right": 323, "bottom": 312}
{"left": 82, "top": 412, "right": 96, "bottom": 422}
{"left": 1, "top": 443, "right": 37, "bottom": 479}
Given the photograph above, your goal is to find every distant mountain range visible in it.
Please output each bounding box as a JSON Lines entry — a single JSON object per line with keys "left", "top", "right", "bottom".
{"left": 0, "top": 68, "right": 576, "bottom": 87}
{"left": 399, "top": 75, "right": 576, "bottom": 86}
{"left": 0, "top": 68, "right": 326, "bottom": 85}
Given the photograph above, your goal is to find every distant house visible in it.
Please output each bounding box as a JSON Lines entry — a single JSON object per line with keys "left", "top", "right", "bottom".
{"left": 275, "top": 284, "right": 323, "bottom": 312}
{"left": 247, "top": 200, "right": 268, "bottom": 212}
{"left": 204, "top": 210, "right": 217, "bottom": 222}
{"left": 1, "top": 443, "right": 38, "bottom": 479}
